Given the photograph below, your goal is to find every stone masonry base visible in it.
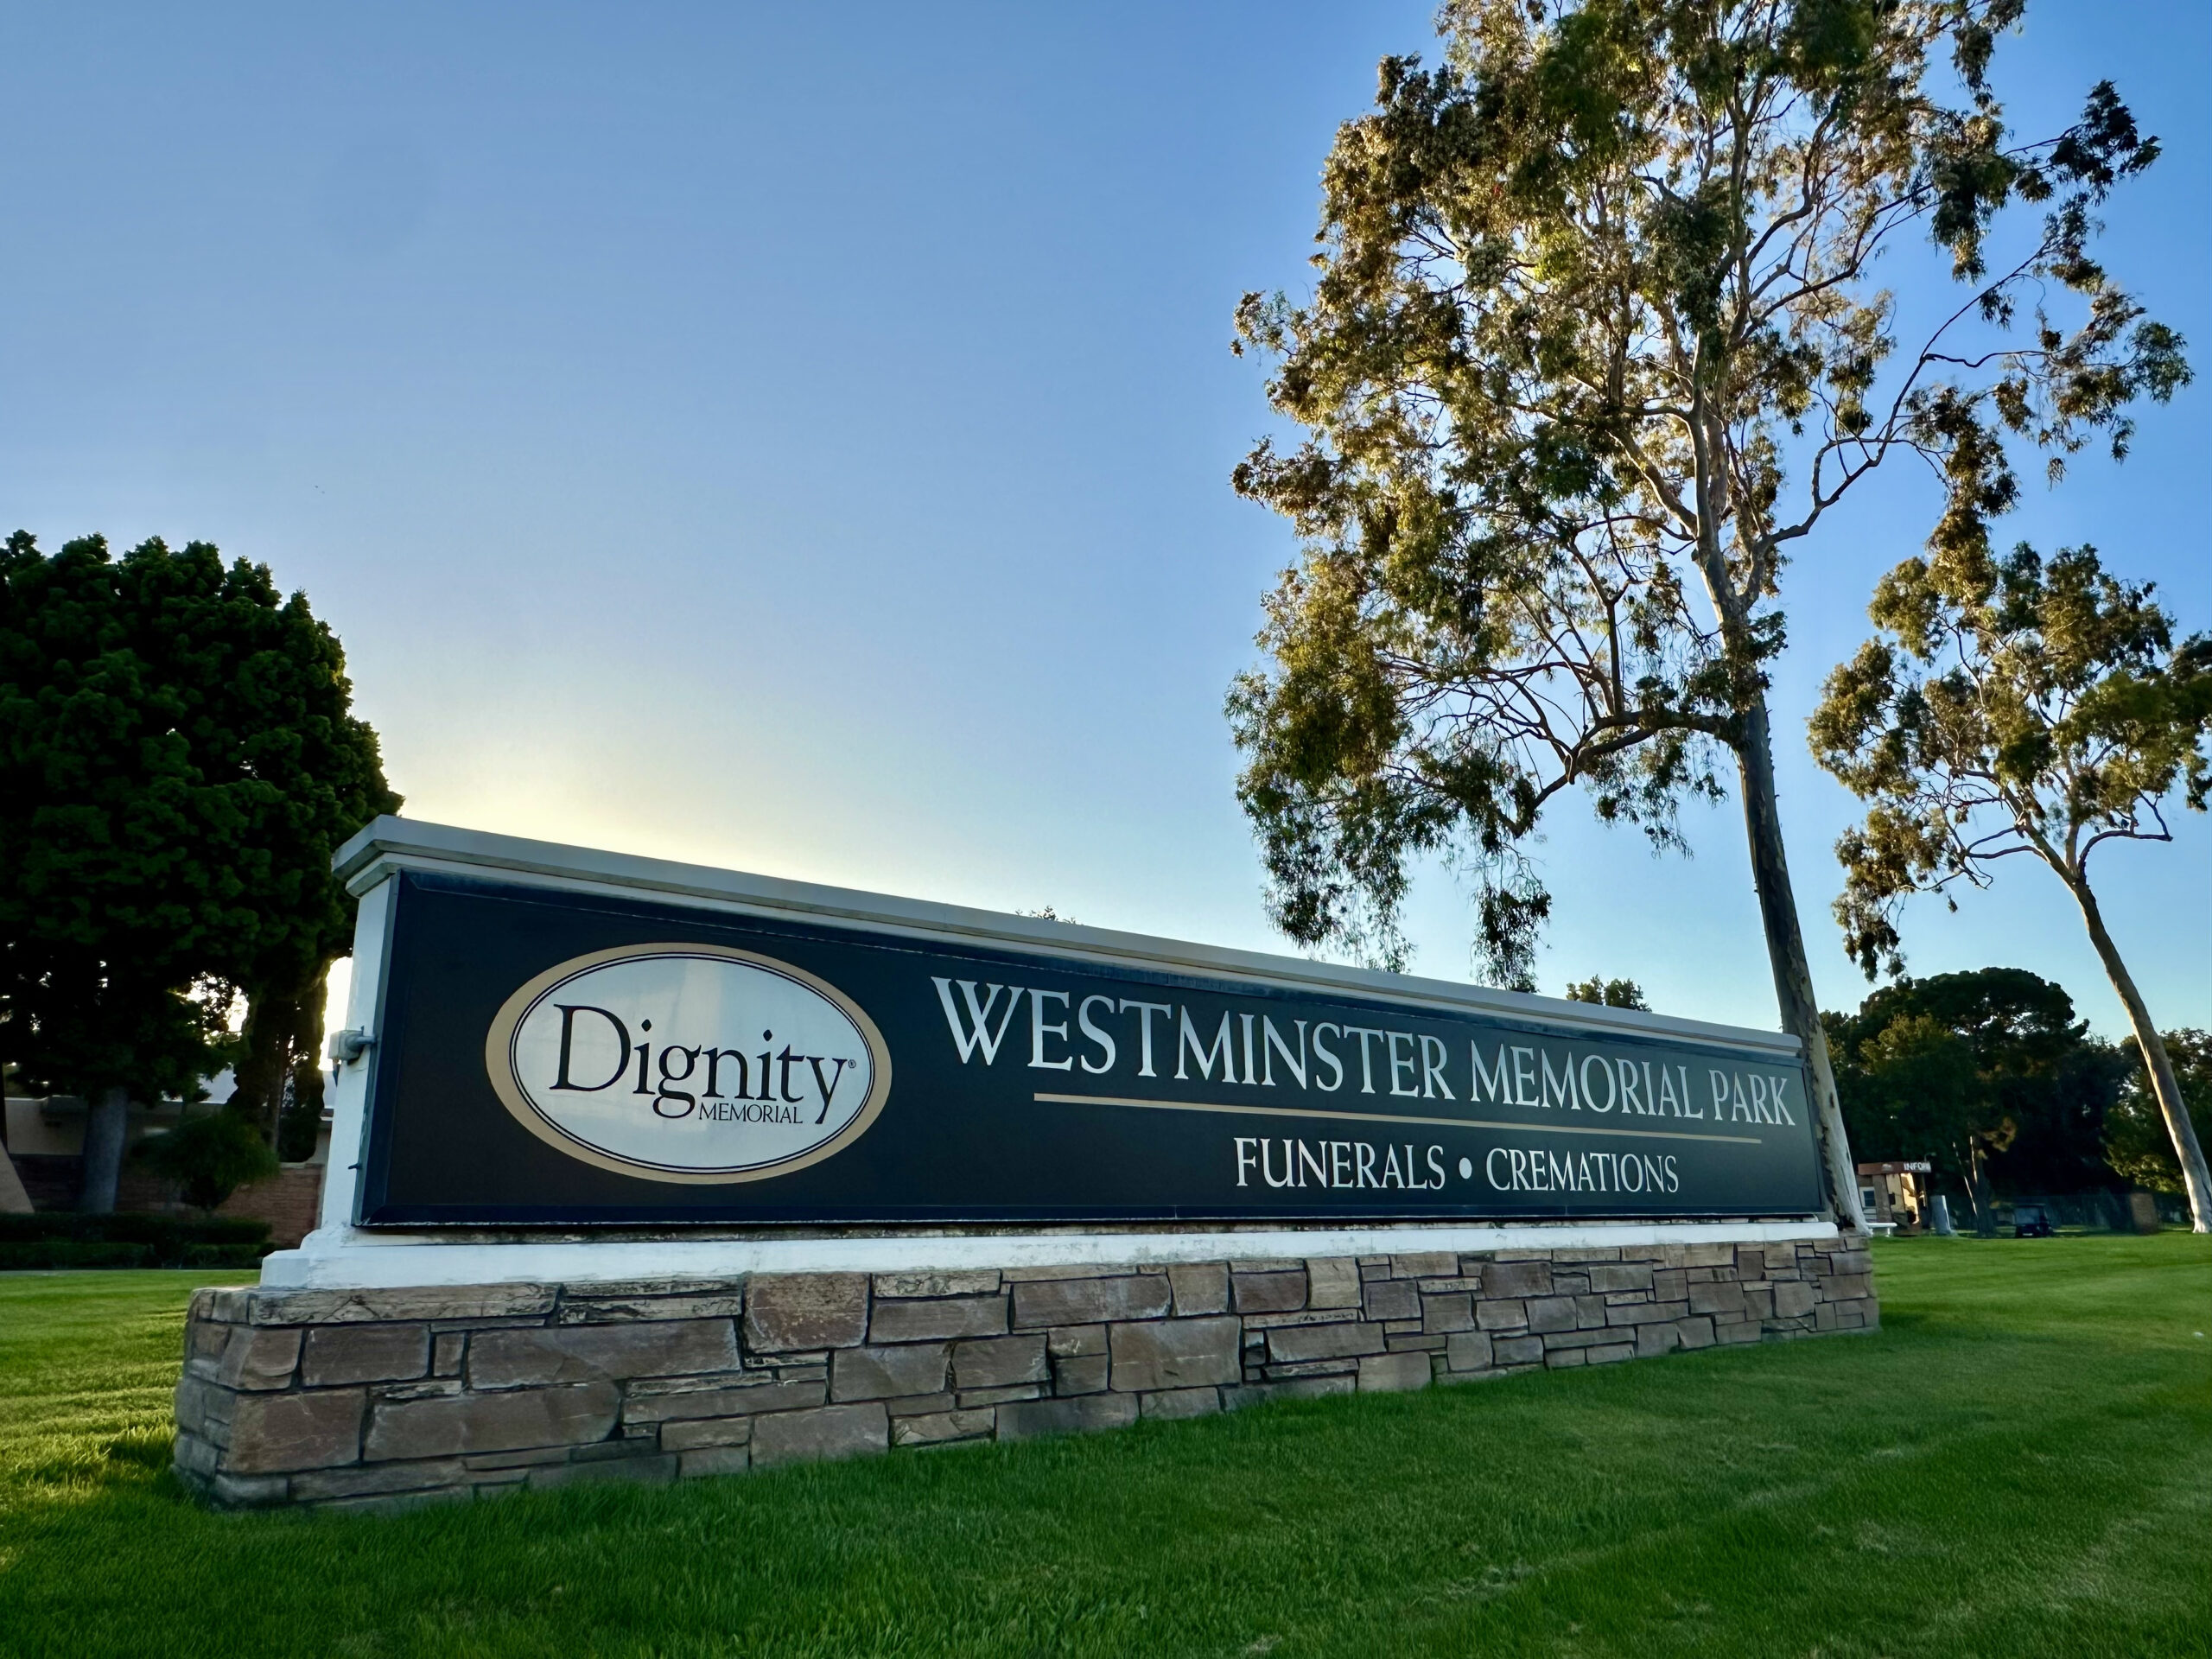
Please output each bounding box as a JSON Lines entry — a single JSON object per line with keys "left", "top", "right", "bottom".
{"left": 175, "top": 1236, "right": 1876, "bottom": 1511}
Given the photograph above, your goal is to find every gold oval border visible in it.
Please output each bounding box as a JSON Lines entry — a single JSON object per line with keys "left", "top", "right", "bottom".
{"left": 482, "top": 942, "right": 893, "bottom": 1185}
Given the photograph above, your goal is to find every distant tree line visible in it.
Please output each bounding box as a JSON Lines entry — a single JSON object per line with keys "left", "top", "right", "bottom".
{"left": 1823, "top": 968, "right": 2207, "bottom": 1223}
{"left": 1571, "top": 963, "right": 2204, "bottom": 1216}
{"left": 1564, "top": 977, "right": 1650, "bottom": 1012}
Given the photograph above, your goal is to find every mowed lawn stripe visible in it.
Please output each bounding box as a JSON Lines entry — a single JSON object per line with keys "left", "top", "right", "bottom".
{"left": 0, "top": 1236, "right": 2203, "bottom": 1658}
{"left": 1377, "top": 1369, "right": 2207, "bottom": 1656}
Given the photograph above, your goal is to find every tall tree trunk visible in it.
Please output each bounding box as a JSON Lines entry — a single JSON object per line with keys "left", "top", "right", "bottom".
{"left": 77, "top": 1083, "right": 129, "bottom": 1214}
{"left": 236, "top": 963, "right": 336, "bottom": 1153}
{"left": 230, "top": 988, "right": 294, "bottom": 1146}
{"left": 2070, "top": 876, "right": 2210, "bottom": 1232}
{"left": 277, "top": 984, "right": 330, "bottom": 1162}
{"left": 1732, "top": 695, "right": 1867, "bottom": 1230}
{"left": 1967, "top": 1141, "right": 1998, "bottom": 1236}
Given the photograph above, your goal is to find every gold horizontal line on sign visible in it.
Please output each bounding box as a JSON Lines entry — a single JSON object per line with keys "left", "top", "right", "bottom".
{"left": 1031, "top": 1092, "right": 1763, "bottom": 1147}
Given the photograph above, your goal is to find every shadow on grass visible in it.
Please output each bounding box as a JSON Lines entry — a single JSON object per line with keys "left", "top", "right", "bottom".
{"left": 100, "top": 1425, "right": 175, "bottom": 1473}
{"left": 10, "top": 1430, "right": 180, "bottom": 1497}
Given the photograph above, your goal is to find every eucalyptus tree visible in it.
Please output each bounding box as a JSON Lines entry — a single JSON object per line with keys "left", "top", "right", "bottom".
{"left": 1810, "top": 542, "right": 2212, "bottom": 1229}
{"left": 1228, "top": 0, "right": 2186, "bottom": 1220}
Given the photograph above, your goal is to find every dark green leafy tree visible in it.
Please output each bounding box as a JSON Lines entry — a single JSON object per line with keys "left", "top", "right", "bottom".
{"left": 1825, "top": 966, "right": 2125, "bottom": 1224}
{"left": 2004, "top": 1038, "right": 2132, "bottom": 1197}
{"left": 212, "top": 579, "right": 403, "bottom": 1160}
{"left": 0, "top": 533, "right": 398, "bottom": 1210}
{"left": 1827, "top": 964, "right": 2079, "bottom": 1073}
{"left": 1826, "top": 1008, "right": 1996, "bottom": 1222}
{"left": 133, "top": 1109, "right": 279, "bottom": 1214}
{"left": 1229, "top": 0, "right": 2186, "bottom": 1226}
{"left": 1564, "top": 976, "right": 1650, "bottom": 1010}
{"left": 1811, "top": 543, "right": 2210, "bottom": 1229}
{"left": 2107, "top": 1029, "right": 2211, "bottom": 1197}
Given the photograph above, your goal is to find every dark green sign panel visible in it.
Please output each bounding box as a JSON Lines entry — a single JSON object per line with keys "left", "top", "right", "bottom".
{"left": 356, "top": 872, "right": 1825, "bottom": 1225}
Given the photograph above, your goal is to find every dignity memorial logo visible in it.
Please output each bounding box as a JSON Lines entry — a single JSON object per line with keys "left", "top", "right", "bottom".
{"left": 484, "top": 944, "right": 892, "bottom": 1183}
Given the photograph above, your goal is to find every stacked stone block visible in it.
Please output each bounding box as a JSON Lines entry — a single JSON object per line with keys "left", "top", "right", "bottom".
{"left": 175, "top": 1235, "right": 1874, "bottom": 1511}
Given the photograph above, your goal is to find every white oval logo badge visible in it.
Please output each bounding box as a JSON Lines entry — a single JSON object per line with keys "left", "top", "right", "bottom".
{"left": 485, "top": 944, "right": 891, "bottom": 1184}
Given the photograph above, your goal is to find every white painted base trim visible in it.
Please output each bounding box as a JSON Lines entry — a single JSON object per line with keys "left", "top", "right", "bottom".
{"left": 257, "top": 1218, "right": 1840, "bottom": 1289}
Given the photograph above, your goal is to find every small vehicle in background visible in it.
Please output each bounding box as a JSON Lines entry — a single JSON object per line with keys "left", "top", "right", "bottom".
{"left": 2012, "top": 1204, "right": 2056, "bottom": 1238}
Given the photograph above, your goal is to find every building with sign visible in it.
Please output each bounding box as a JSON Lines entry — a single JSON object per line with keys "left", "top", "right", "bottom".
{"left": 174, "top": 819, "right": 1877, "bottom": 1510}
{"left": 1856, "top": 1161, "right": 1934, "bottom": 1235}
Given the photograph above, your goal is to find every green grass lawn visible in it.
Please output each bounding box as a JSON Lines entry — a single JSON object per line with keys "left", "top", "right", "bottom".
{"left": 0, "top": 1236, "right": 2205, "bottom": 1658}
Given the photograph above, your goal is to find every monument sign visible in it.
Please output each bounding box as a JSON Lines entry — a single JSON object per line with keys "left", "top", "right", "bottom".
{"left": 356, "top": 866, "right": 1823, "bottom": 1225}
{"left": 173, "top": 820, "right": 1872, "bottom": 1512}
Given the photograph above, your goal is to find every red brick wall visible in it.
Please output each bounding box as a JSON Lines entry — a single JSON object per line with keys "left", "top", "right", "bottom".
{"left": 219, "top": 1166, "right": 325, "bottom": 1248}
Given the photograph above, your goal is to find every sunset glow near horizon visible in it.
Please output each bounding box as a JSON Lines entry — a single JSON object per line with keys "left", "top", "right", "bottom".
{"left": 4, "top": 2, "right": 2205, "bottom": 1044}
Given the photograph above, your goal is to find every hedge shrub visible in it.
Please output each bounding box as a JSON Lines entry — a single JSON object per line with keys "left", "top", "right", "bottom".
{"left": 0, "top": 1214, "right": 272, "bottom": 1270}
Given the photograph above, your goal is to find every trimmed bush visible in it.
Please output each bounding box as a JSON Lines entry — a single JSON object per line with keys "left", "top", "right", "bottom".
{"left": 276, "top": 1097, "right": 322, "bottom": 1164}
{"left": 0, "top": 1214, "right": 272, "bottom": 1269}
{"left": 0, "top": 1242, "right": 150, "bottom": 1270}
{"left": 132, "top": 1111, "right": 279, "bottom": 1211}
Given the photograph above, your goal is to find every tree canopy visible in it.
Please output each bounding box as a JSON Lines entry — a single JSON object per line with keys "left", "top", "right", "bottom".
{"left": 1230, "top": 0, "right": 2184, "bottom": 982}
{"left": 1827, "top": 964, "right": 2078, "bottom": 1075}
{"left": 2107, "top": 1030, "right": 2211, "bottom": 1196}
{"left": 1226, "top": 0, "right": 2185, "bottom": 1229}
{"left": 0, "top": 532, "right": 397, "bottom": 1205}
{"left": 1812, "top": 543, "right": 2209, "bottom": 973}
{"left": 1811, "top": 538, "right": 2211, "bottom": 1226}
{"left": 1564, "top": 976, "right": 1650, "bottom": 1010}
{"left": 1825, "top": 966, "right": 2128, "bottom": 1211}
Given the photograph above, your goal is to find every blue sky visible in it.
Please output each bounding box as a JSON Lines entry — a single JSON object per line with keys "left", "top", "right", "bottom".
{"left": 3, "top": 2, "right": 2204, "bottom": 1040}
